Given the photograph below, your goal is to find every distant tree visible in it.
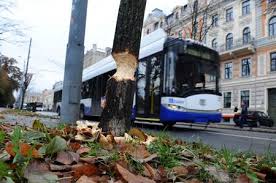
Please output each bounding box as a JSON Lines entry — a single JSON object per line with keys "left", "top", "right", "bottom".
{"left": 0, "top": 54, "right": 22, "bottom": 106}
{"left": 185, "top": 0, "right": 218, "bottom": 42}
{"left": 166, "top": 0, "right": 218, "bottom": 42}
{"left": 0, "top": 0, "right": 24, "bottom": 45}
{"left": 261, "top": 0, "right": 276, "bottom": 14}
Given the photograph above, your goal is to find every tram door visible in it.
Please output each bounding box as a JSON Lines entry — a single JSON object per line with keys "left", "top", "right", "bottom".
{"left": 136, "top": 54, "right": 161, "bottom": 119}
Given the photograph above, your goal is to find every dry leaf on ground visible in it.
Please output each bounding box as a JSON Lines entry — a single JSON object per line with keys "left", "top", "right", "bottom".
{"left": 235, "top": 174, "right": 252, "bottom": 183}
{"left": 206, "top": 166, "right": 230, "bottom": 183}
{"left": 76, "top": 175, "right": 97, "bottom": 183}
{"left": 99, "top": 134, "right": 113, "bottom": 150}
{"left": 128, "top": 144, "right": 151, "bottom": 159}
{"left": 5, "top": 142, "right": 40, "bottom": 158}
{"left": 116, "top": 163, "right": 156, "bottom": 183}
{"left": 55, "top": 151, "right": 79, "bottom": 165}
{"left": 128, "top": 128, "right": 147, "bottom": 141}
{"left": 172, "top": 166, "right": 189, "bottom": 177}
{"left": 73, "top": 164, "right": 98, "bottom": 180}
{"left": 76, "top": 147, "right": 90, "bottom": 155}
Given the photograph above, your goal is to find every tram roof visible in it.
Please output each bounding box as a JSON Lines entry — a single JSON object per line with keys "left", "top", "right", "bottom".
{"left": 53, "top": 29, "right": 167, "bottom": 91}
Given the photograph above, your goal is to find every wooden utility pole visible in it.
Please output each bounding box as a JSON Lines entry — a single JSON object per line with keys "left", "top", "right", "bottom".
{"left": 100, "top": 0, "right": 147, "bottom": 136}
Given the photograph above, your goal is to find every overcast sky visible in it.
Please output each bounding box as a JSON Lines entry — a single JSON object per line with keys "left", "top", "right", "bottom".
{"left": 1, "top": 0, "right": 187, "bottom": 92}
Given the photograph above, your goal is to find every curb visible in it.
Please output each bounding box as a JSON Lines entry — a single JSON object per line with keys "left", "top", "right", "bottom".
{"left": 134, "top": 121, "right": 276, "bottom": 134}
{"left": 176, "top": 123, "right": 276, "bottom": 134}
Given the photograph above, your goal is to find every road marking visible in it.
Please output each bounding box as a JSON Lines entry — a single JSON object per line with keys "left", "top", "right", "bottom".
{"left": 205, "top": 131, "right": 276, "bottom": 142}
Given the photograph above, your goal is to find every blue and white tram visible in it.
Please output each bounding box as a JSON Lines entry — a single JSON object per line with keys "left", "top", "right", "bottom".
{"left": 53, "top": 29, "right": 222, "bottom": 124}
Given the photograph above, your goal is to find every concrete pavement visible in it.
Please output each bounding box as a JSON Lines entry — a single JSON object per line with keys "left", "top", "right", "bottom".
{"left": 135, "top": 123, "right": 276, "bottom": 154}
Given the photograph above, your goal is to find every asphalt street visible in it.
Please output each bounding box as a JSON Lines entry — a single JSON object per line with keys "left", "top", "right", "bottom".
{"left": 134, "top": 122, "right": 276, "bottom": 154}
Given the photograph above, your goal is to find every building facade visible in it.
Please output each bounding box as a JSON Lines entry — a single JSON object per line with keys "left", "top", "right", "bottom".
{"left": 25, "top": 89, "right": 54, "bottom": 111}
{"left": 143, "top": 0, "right": 276, "bottom": 124}
{"left": 83, "top": 44, "right": 111, "bottom": 69}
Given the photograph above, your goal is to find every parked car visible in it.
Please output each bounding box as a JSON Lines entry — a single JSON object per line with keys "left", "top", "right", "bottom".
{"left": 234, "top": 111, "right": 274, "bottom": 127}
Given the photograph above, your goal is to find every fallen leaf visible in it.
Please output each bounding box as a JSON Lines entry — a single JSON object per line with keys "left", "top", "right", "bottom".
{"left": 76, "top": 147, "right": 90, "bottom": 155}
{"left": 23, "top": 160, "right": 56, "bottom": 183}
{"left": 99, "top": 134, "right": 113, "bottom": 150}
{"left": 128, "top": 145, "right": 151, "bottom": 159}
{"left": 55, "top": 151, "right": 79, "bottom": 165}
{"left": 144, "top": 163, "right": 161, "bottom": 181}
{"left": 106, "top": 134, "right": 115, "bottom": 144}
{"left": 128, "top": 128, "right": 147, "bottom": 141}
{"left": 136, "top": 153, "right": 158, "bottom": 163}
{"left": 114, "top": 137, "right": 125, "bottom": 144}
{"left": 116, "top": 163, "right": 156, "bottom": 183}
{"left": 45, "top": 136, "right": 67, "bottom": 155}
{"left": 172, "top": 166, "right": 189, "bottom": 177}
{"left": 69, "top": 142, "right": 81, "bottom": 152}
{"left": 25, "top": 172, "right": 59, "bottom": 183}
{"left": 187, "top": 178, "right": 202, "bottom": 183}
{"left": 5, "top": 143, "right": 40, "bottom": 158}
{"left": 206, "top": 166, "right": 230, "bottom": 183}
{"left": 0, "top": 150, "right": 11, "bottom": 161}
{"left": 76, "top": 175, "right": 96, "bottom": 183}
{"left": 235, "top": 174, "right": 252, "bottom": 183}
{"left": 143, "top": 135, "right": 157, "bottom": 146}
{"left": 0, "top": 114, "right": 4, "bottom": 119}
{"left": 73, "top": 164, "right": 98, "bottom": 180}
{"left": 75, "top": 134, "right": 86, "bottom": 141}
{"left": 49, "top": 164, "right": 72, "bottom": 171}
{"left": 32, "top": 119, "right": 47, "bottom": 132}
{"left": 124, "top": 133, "right": 134, "bottom": 142}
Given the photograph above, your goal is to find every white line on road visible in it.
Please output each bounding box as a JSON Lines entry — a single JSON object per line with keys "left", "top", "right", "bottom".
{"left": 205, "top": 131, "right": 276, "bottom": 142}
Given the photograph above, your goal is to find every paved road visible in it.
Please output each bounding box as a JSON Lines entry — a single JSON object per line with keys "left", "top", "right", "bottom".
{"left": 134, "top": 122, "right": 276, "bottom": 154}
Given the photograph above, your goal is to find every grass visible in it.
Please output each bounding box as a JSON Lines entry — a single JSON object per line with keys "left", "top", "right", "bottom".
{"left": 148, "top": 133, "right": 183, "bottom": 169}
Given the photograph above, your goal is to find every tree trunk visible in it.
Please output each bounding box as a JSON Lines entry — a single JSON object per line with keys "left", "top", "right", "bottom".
{"left": 99, "top": 0, "right": 147, "bottom": 136}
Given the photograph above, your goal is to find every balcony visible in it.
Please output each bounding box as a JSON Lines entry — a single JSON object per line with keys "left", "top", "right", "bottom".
{"left": 218, "top": 38, "right": 255, "bottom": 61}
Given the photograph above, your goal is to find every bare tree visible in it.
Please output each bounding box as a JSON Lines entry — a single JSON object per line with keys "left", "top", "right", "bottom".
{"left": 182, "top": 0, "right": 218, "bottom": 42}
{"left": 261, "top": 0, "right": 276, "bottom": 14}
{"left": 100, "top": 0, "right": 147, "bottom": 136}
{"left": 0, "top": 0, "right": 24, "bottom": 44}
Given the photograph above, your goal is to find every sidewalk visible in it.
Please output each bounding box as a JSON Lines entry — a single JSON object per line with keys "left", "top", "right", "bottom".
{"left": 176, "top": 122, "right": 276, "bottom": 134}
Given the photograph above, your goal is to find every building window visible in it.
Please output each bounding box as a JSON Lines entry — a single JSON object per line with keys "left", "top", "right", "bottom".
{"left": 242, "top": 0, "right": 250, "bottom": 16}
{"left": 212, "top": 14, "right": 219, "bottom": 27}
{"left": 269, "top": 16, "right": 276, "bottom": 36}
{"left": 241, "top": 58, "right": 251, "bottom": 77}
{"left": 271, "top": 52, "right": 276, "bottom": 72}
{"left": 225, "top": 62, "right": 232, "bottom": 79}
{"left": 243, "top": 27, "right": 251, "bottom": 44}
{"left": 175, "top": 12, "right": 179, "bottom": 20}
{"left": 146, "top": 29, "right": 150, "bottom": 35}
{"left": 154, "top": 22, "right": 159, "bottom": 30}
{"left": 209, "top": 75, "right": 216, "bottom": 82}
{"left": 241, "top": 90, "right": 250, "bottom": 107}
{"left": 226, "top": 7, "right": 233, "bottom": 22}
{"left": 212, "top": 38, "right": 217, "bottom": 49}
{"left": 160, "top": 21, "right": 163, "bottom": 28}
{"left": 224, "top": 92, "right": 232, "bottom": 108}
{"left": 226, "top": 33, "right": 233, "bottom": 50}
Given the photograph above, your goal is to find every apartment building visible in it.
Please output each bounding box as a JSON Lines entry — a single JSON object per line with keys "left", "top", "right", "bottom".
{"left": 143, "top": 0, "right": 276, "bottom": 124}
{"left": 83, "top": 44, "right": 111, "bottom": 69}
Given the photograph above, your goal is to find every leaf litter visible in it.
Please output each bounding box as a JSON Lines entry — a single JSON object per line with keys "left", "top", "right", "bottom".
{"left": 0, "top": 120, "right": 274, "bottom": 183}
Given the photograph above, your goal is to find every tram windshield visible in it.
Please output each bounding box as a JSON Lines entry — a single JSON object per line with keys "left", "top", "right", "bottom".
{"left": 163, "top": 45, "right": 220, "bottom": 97}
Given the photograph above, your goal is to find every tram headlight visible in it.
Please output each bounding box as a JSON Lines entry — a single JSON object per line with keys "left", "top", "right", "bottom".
{"left": 165, "top": 104, "right": 186, "bottom": 111}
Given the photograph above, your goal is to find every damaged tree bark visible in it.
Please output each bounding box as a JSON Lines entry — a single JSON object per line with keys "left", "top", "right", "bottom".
{"left": 99, "top": 0, "right": 147, "bottom": 136}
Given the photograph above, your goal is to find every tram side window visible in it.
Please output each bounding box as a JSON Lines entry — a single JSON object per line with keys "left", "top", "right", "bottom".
{"left": 164, "top": 52, "right": 176, "bottom": 96}
{"left": 81, "top": 81, "right": 90, "bottom": 99}
{"left": 53, "top": 90, "right": 62, "bottom": 103}
{"left": 136, "top": 61, "right": 147, "bottom": 114}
